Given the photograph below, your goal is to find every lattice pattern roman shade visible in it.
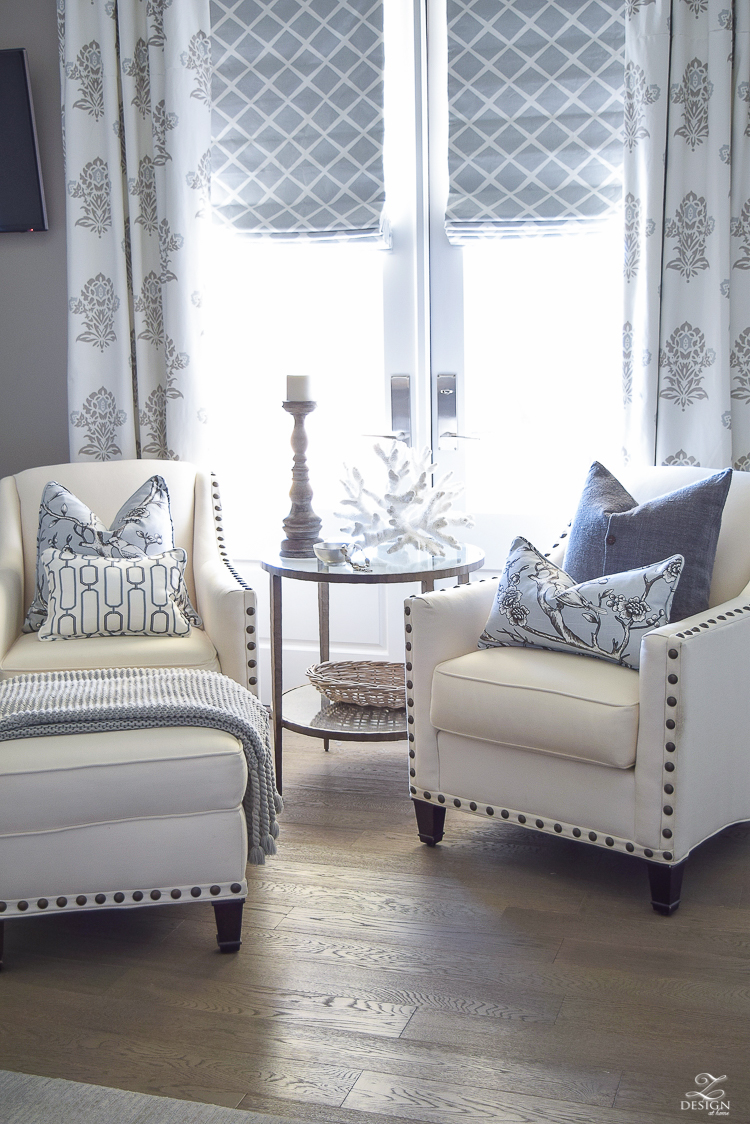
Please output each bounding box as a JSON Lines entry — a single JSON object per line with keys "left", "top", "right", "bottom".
{"left": 446, "top": 0, "right": 625, "bottom": 242}
{"left": 210, "top": 0, "right": 386, "bottom": 242}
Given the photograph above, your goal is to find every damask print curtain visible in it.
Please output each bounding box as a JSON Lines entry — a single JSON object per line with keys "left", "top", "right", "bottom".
{"left": 622, "top": 0, "right": 750, "bottom": 470}
{"left": 445, "top": 0, "right": 626, "bottom": 242}
{"left": 59, "top": 0, "right": 212, "bottom": 462}
{"left": 210, "top": 0, "right": 386, "bottom": 243}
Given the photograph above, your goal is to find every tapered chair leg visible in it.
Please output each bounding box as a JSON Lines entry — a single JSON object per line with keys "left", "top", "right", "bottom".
{"left": 213, "top": 899, "right": 244, "bottom": 952}
{"left": 413, "top": 799, "right": 446, "bottom": 846}
{"left": 646, "top": 858, "right": 687, "bottom": 915}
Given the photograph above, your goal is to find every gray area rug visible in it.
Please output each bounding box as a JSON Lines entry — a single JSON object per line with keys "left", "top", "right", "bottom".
{"left": 0, "top": 1070, "right": 292, "bottom": 1124}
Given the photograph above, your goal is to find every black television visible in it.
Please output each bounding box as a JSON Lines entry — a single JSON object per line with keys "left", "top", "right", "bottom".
{"left": 0, "top": 48, "right": 48, "bottom": 232}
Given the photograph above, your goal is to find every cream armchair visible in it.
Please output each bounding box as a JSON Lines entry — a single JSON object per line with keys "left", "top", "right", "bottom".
{"left": 0, "top": 459, "right": 258, "bottom": 691}
{"left": 405, "top": 467, "right": 750, "bottom": 914}
{"left": 0, "top": 460, "right": 259, "bottom": 964}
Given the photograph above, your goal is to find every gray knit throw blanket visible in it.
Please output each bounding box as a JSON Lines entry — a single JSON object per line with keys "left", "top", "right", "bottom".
{"left": 0, "top": 668, "right": 281, "bottom": 865}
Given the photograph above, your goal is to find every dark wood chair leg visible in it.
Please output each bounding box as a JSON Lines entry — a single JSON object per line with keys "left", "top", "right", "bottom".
{"left": 413, "top": 799, "right": 446, "bottom": 846}
{"left": 213, "top": 899, "right": 244, "bottom": 952}
{"left": 646, "top": 858, "right": 687, "bottom": 915}
{"left": 0, "top": 919, "right": 4, "bottom": 971}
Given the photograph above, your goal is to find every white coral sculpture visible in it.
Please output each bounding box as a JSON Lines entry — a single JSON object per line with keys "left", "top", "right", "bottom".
{"left": 336, "top": 442, "right": 474, "bottom": 557}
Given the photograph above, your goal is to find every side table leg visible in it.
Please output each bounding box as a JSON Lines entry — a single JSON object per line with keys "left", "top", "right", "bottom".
{"left": 457, "top": 573, "right": 470, "bottom": 586}
{"left": 318, "top": 582, "right": 330, "bottom": 752}
{"left": 421, "top": 578, "right": 434, "bottom": 594}
{"left": 270, "top": 572, "right": 283, "bottom": 793}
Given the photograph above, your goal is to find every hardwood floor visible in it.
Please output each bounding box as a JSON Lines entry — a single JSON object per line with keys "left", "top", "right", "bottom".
{"left": 1, "top": 731, "right": 748, "bottom": 1122}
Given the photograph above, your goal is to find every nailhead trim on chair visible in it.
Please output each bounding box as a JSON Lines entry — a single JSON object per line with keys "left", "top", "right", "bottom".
{"left": 661, "top": 636, "right": 682, "bottom": 858}
{"left": 408, "top": 784, "right": 682, "bottom": 862}
{"left": 211, "top": 474, "right": 259, "bottom": 692}
{"left": 211, "top": 474, "right": 252, "bottom": 592}
{"left": 0, "top": 880, "right": 249, "bottom": 916}
{"left": 407, "top": 602, "right": 750, "bottom": 867}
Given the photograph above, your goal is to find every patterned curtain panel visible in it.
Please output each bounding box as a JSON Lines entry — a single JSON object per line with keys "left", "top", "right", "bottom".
{"left": 210, "top": 0, "right": 386, "bottom": 242}
{"left": 60, "top": 0, "right": 211, "bottom": 462}
{"left": 446, "top": 0, "right": 625, "bottom": 242}
{"left": 622, "top": 0, "right": 750, "bottom": 471}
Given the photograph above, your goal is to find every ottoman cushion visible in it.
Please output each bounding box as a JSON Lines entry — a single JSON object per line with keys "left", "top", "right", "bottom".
{"left": 0, "top": 726, "right": 247, "bottom": 834}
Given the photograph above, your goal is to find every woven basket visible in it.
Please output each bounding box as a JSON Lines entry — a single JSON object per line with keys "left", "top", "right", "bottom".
{"left": 306, "top": 660, "right": 406, "bottom": 709}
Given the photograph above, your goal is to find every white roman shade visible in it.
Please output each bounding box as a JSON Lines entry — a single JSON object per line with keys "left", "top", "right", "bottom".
{"left": 446, "top": 0, "right": 625, "bottom": 242}
{"left": 210, "top": 0, "right": 386, "bottom": 243}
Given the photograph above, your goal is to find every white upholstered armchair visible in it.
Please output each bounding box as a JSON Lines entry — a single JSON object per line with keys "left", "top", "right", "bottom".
{"left": 405, "top": 467, "right": 750, "bottom": 914}
{"left": 0, "top": 459, "right": 258, "bottom": 691}
{"left": 0, "top": 461, "right": 260, "bottom": 963}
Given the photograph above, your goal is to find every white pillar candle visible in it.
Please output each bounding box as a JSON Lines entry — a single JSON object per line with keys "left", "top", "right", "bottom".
{"left": 286, "top": 375, "right": 312, "bottom": 401}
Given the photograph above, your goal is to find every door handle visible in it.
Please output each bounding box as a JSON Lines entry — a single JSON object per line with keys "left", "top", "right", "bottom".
{"left": 390, "top": 375, "right": 411, "bottom": 447}
{"left": 437, "top": 373, "right": 456, "bottom": 451}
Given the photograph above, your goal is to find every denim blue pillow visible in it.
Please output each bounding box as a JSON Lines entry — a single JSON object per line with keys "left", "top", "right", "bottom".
{"left": 479, "top": 537, "right": 683, "bottom": 670}
{"left": 563, "top": 462, "right": 731, "bottom": 622}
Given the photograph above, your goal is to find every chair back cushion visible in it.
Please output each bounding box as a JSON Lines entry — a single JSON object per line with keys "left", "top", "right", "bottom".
{"left": 11, "top": 461, "right": 200, "bottom": 615}
{"left": 623, "top": 466, "right": 750, "bottom": 609}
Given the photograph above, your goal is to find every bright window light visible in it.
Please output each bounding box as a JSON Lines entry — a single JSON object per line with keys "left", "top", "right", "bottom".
{"left": 204, "top": 225, "right": 386, "bottom": 558}
{"left": 462, "top": 219, "right": 624, "bottom": 519}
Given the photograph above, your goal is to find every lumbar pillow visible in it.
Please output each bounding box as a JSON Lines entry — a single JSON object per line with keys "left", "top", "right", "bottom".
{"left": 479, "top": 537, "right": 683, "bottom": 671}
{"left": 563, "top": 462, "right": 731, "bottom": 622}
{"left": 23, "top": 475, "right": 201, "bottom": 632}
{"left": 38, "top": 548, "right": 192, "bottom": 640}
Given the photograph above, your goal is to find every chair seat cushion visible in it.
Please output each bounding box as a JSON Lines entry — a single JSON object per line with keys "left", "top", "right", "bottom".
{"left": 0, "top": 726, "right": 247, "bottom": 834}
{"left": 431, "top": 647, "right": 639, "bottom": 769}
{"left": 0, "top": 627, "right": 220, "bottom": 677}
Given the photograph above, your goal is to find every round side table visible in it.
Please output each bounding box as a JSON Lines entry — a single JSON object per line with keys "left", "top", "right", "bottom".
{"left": 261, "top": 545, "right": 484, "bottom": 792}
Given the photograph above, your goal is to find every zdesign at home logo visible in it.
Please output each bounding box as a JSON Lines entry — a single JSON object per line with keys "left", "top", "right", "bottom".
{"left": 681, "top": 1073, "right": 730, "bottom": 1116}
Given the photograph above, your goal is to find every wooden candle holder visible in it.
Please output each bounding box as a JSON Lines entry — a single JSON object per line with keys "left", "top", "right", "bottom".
{"left": 280, "top": 399, "right": 322, "bottom": 558}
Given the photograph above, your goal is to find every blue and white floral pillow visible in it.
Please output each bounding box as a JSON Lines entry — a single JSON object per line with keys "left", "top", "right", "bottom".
{"left": 479, "top": 537, "right": 684, "bottom": 671}
{"left": 24, "top": 475, "right": 201, "bottom": 633}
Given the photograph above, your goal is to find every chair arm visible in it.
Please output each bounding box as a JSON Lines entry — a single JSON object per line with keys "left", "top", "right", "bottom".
{"left": 406, "top": 579, "right": 498, "bottom": 791}
{"left": 0, "top": 567, "right": 24, "bottom": 663}
{"left": 0, "top": 475, "right": 25, "bottom": 662}
{"left": 193, "top": 555, "right": 258, "bottom": 693}
{"left": 635, "top": 585, "right": 750, "bottom": 860}
{"left": 192, "top": 471, "right": 258, "bottom": 694}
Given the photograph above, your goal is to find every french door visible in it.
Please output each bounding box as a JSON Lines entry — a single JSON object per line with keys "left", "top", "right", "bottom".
{"left": 397, "top": 0, "right": 624, "bottom": 569}
{"left": 205, "top": 0, "right": 624, "bottom": 697}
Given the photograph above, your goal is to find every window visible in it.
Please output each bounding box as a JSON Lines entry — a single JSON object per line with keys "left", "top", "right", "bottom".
{"left": 206, "top": 0, "right": 626, "bottom": 566}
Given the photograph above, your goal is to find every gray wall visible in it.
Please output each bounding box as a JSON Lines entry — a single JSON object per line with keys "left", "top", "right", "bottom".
{"left": 0, "top": 0, "right": 69, "bottom": 479}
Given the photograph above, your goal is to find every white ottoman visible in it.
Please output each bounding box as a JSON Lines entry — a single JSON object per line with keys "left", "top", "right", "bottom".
{"left": 0, "top": 723, "right": 250, "bottom": 968}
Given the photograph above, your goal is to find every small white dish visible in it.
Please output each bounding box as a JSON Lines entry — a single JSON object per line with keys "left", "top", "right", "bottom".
{"left": 313, "top": 541, "right": 350, "bottom": 564}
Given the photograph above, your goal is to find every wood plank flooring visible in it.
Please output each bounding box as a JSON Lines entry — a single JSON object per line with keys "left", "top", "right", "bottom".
{"left": 1, "top": 732, "right": 748, "bottom": 1122}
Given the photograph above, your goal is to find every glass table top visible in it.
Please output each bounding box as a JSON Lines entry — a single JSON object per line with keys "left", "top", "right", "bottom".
{"left": 261, "top": 543, "right": 485, "bottom": 584}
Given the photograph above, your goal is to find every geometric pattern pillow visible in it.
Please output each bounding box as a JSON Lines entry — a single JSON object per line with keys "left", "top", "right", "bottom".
{"left": 23, "top": 475, "right": 201, "bottom": 632}
{"left": 38, "top": 549, "right": 192, "bottom": 641}
{"left": 563, "top": 461, "right": 731, "bottom": 623}
{"left": 479, "top": 537, "right": 684, "bottom": 671}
